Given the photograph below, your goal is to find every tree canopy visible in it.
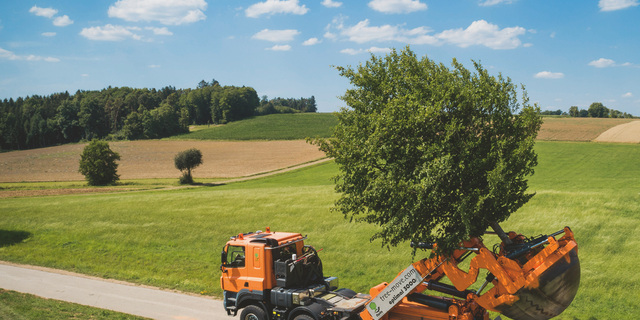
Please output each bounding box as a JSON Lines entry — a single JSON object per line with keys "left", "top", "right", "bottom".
{"left": 78, "top": 139, "right": 121, "bottom": 186}
{"left": 315, "top": 47, "right": 543, "bottom": 254}
{"left": 174, "top": 148, "right": 203, "bottom": 184}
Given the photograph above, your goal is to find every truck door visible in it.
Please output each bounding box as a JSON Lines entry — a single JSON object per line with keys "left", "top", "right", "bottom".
{"left": 221, "top": 245, "right": 247, "bottom": 292}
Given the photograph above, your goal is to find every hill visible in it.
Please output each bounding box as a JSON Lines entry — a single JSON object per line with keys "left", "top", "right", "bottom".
{"left": 171, "top": 113, "right": 337, "bottom": 140}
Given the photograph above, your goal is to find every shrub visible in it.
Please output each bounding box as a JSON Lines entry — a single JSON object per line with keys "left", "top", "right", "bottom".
{"left": 78, "top": 140, "right": 121, "bottom": 186}
{"left": 175, "top": 148, "right": 203, "bottom": 184}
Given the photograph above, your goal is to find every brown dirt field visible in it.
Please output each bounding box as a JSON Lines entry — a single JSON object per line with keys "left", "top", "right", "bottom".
{"left": 537, "top": 117, "right": 634, "bottom": 141}
{"left": 593, "top": 120, "right": 640, "bottom": 143}
{"left": 0, "top": 140, "right": 325, "bottom": 183}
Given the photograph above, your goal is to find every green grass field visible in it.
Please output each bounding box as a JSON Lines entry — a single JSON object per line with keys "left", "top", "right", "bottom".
{"left": 171, "top": 113, "right": 338, "bottom": 140}
{"left": 0, "top": 289, "right": 147, "bottom": 320}
{"left": 0, "top": 141, "right": 639, "bottom": 319}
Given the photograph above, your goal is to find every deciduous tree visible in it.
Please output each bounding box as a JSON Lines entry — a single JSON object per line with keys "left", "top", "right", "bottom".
{"left": 79, "top": 140, "right": 120, "bottom": 186}
{"left": 174, "top": 148, "right": 203, "bottom": 184}
{"left": 314, "top": 47, "right": 542, "bottom": 254}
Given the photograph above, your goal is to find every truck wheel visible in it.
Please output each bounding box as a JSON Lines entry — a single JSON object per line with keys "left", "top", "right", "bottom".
{"left": 240, "top": 305, "right": 266, "bottom": 320}
{"left": 293, "top": 314, "right": 313, "bottom": 320}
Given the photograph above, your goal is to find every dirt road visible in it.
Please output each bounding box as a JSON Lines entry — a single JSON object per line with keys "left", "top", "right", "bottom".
{"left": 0, "top": 262, "right": 226, "bottom": 320}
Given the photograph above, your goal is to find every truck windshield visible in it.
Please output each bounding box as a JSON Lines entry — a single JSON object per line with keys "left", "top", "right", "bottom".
{"left": 226, "top": 245, "right": 245, "bottom": 268}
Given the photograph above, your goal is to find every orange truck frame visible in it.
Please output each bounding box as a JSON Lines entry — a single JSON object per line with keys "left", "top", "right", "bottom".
{"left": 220, "top": 226, "right": 579, "bottom": 320}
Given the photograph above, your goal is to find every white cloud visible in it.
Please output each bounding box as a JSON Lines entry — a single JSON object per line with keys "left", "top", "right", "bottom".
{"left": 30, "top": 6, "right": 73, "bottom": 27}
{"left": 0, "top": 47, "right": 60, "bottom": 62}
{"left": 53, "top": 15, "right": 74, "bottom": 27}
{"left": 80, "top": 24, "right": 142, "bottom": 41}
{"left": 334, "top": 19, "right": 525, "bottom": 49}
{"left": 322, "top": 0, "right": 343, "bottom": 8}
{"left": 267, "top": 44, "right": 292, "bottom": 51}
{"left": 588, "top": 58, "right": 616, "bottom": 68}
{"left": 252, "top": 29, "right": 300, "bottom": 42}
{"left": 246, "top": 0, "right": 308, "bottom": 18}
{"left": 368, "top": 0, "right": 427, "bottom": 14}
{"left": 322, "top": 0, "right": 342, "bottom": 8}
{"left": 42, "top": 32, "right": 57, "bottom": 37}
{"left": 534, "top": 71, "right": 565, "bottom": 79}
{"left": 479, "top": 0, "right": 514, "bottom": 6}
{"left": 599, "top": 0, "right": 639, "bottom": 11}
{"left": 340, "top": 47, "right": 392, "bottom": 55}
{"left": 303, "top": 37, "right": 321, "bottom": 45}
{"left": 108, "top": 0, "right": 207, "bottom": 25}
{"left": 340, "top": 19, "right": 437, "bottom": 44}
{"left": 29, "top": 6, "right": 58, "bottom": 18}
{"left": 622, "top": 92, "right": 633, "bottom": 98}
{"left": 146, "top": 27, "right": 173, "bottom": 36}
{"left": 149, "top": 64, "right": 161, "bottom": 68}
{"left": 436, "top": 20, "right": 526, "bottom": 49}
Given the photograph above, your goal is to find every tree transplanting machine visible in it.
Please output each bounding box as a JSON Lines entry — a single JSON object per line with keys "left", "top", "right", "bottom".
{"left": 220, "top": 226, "right": 579, "bottom": 320}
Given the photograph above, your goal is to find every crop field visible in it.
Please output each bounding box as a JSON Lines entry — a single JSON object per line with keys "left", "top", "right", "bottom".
{"left": 0, "top": 140, "right": 325, "bottom": 183}
{"left": 1, "top": 140, "right": 639, "bottom": 319}
{"left": 536, "top": 117, "right": 634, "bottom": 141}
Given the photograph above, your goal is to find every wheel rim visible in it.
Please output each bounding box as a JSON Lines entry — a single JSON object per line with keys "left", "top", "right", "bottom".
{"left": 246, "top": 313, "right": 259, "bottom": 320}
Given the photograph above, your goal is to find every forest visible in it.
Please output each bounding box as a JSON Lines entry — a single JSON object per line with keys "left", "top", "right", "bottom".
{"left": 0, "top": 80, "right": 316, "bottom": 150}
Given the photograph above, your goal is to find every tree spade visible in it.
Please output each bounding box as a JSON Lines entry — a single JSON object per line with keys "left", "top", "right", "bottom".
{"left": 78, "top": 140, "right": 121, "bottom": 186}
{"left": 315, "top": 47, "right": 542, "bottom": 254}
{"left": 175, "top": 148, "right": 203, "bottom": 184}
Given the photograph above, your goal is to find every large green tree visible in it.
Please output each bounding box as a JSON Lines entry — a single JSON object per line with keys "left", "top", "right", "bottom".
{"left": 316, "top": 47, "right": 542, "bottom": 254}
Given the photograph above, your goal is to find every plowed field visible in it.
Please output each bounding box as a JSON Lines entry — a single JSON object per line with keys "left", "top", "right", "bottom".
{"left": 0, "top": 140, "right": 325, "bottom": 183}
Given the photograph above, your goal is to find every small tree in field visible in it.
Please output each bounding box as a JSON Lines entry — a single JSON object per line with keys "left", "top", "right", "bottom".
{"left": 79, "top": 140, "right": 120, "bottom": 186}
{"left": 175, "top": 148, "right": 203, "bottom": 184}
{"left": 314, "top": 47, "right": 542, "bottom": 254}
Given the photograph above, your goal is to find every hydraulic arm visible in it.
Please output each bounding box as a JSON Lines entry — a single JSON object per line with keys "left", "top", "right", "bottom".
{"left": 361, "top": 227, "right": 580, "bottom": 320}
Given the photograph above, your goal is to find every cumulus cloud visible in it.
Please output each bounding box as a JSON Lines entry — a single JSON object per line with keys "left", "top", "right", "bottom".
{"left": 479, "top": 0, "right": 514, "bottom": 6}
{"left": 322, "top": 0, "right": 343, "bottom": 8}
{"left": 436, "top": 20, "right": 525, "bottom": 49}
{"left": 29, "top": 6, "right": 58, "bottom": 18}
{"left": 330, "top": 19, "right": 526, "bottom": 49}
{"left": 622, "top": 92, "right": 633, "bottom": 98}
{"left": 30, "top": 5, "right": 73, "bottom": 27}
{"left": 267, "top": 44, "right": 292, "bottom": 51}
{"left": 80, "top": 24, "right": 142, "bottom": 41}
{"left": 534, "top": 71, "right": 564, "bottom": 79}
{"left": 368, "top": 0, "right": 427, "bottom": 14}
{"left": 303, "top": 37, "right": 321, "bottom": 45}
{"left": 246, "top": 0, "right": 308, "bottom": 18}
{"left": 599, "top": 0, "right": 639, "bottom": 11}
{"left": 146, "top": 27, "right": 173, "bottom": 36}
{"left": 53, "top": 15, "right": 73, "bottom": 27}
{"left": 108, "top": 0, "right": 207, "bottom": 25}
{"left": 340, "top": 47, "right": 392, "bottom": 55}
{"left": 340, "top": 19, "right": 437, "bottom": 44}
{"left": 252, "top": 29, "right": 300, "bottom": 42}
{"left": 589, "top": 58, "right": 616, "bottom": 68}
{"left": 0, "top": 47, "right": 60, "bottom": 62}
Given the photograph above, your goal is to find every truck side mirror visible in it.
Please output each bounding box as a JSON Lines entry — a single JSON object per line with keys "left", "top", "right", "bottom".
{"left": 221, "top": 249, "right": 228, "bottom": 266}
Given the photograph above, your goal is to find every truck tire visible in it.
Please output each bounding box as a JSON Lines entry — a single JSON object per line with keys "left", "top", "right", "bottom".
{"left": 293, "top": 314, "right": 313, "bottom": 320}
{"left": 240, "top": 305, "right": 267, "bottom": 320}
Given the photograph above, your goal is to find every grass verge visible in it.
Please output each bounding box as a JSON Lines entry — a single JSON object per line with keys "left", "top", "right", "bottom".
{"left": 0, "top": 141, "right": 638, "bottom": 319}
{"left": 0, "top": 289, "right": 148, "bottom": 320}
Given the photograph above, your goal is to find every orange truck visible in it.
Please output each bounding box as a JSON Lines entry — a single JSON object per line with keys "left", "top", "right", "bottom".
{"left": 220, "top": 226, "right": 579, "bottom": 320}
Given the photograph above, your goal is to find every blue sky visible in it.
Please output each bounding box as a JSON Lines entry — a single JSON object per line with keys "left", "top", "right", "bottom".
{"left": 1, "top": 0, "right": 639, "bottom": 114}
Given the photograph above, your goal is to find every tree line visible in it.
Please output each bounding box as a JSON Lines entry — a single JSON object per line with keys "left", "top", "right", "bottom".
{"left": 0, "top": 80, "right": 317, "bottom": 150}
{"left": 541, "top": 102, "right": 634, "bottom": 118}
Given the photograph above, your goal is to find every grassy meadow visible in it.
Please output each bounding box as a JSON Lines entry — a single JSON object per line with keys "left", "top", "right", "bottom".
{"left": 0, "top": 289, "right": 147, "bottom": 320}
{"left": 1, "top": 141, "right": 639, "bottom": 319}
{"left": 171, "top": 113, "right": 338, "bottom": 140}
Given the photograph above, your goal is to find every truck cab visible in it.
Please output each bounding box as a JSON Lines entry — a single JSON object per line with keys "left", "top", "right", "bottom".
{"left": 220, "top": 228, "right": 369, "bottom": 320}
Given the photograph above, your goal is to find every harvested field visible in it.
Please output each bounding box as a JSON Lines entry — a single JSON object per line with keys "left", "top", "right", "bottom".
{"left": 0, "top": 140, "right": 325, "bottom": 183}
{"left": 537, "top": 117, "right": 633, "bottom": 141}
{"left": 594, "top": 120, "right": 640, "bottom": 143}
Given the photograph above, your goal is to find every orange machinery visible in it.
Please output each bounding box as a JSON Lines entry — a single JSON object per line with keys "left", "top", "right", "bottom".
{"left": 361, "top": 227, "right": 580, "bottom": 320}
{"left": 220, "top": 226, "right": 579, "bottom": 320}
